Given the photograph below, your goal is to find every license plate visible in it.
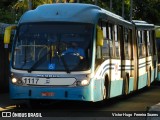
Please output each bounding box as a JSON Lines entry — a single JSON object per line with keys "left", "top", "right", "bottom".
{"left": 41, "top": 92, "right": 54, "bottom": 97}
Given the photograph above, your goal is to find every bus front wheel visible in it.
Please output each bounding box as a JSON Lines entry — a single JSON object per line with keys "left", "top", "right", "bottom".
{"left": 103, "top": 75, "right": 110, "bottom": 100}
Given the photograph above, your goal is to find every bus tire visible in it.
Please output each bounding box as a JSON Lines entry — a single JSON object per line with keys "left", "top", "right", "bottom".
{"left": 123, "top": 73, "right": 129, "bottom": 95}
{"left": 147, "top": 67, "right": 151, "bottom": 87}
{"left": 103, "top": 75, "right": 110, "bottom": 100}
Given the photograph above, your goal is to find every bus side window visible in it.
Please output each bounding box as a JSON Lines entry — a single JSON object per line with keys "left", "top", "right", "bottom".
{"left": 138, "top": 31, "right": 141, "bottom": 57}
{"left": 102, "top": 22, "right": 109, "bottom": 60}
{"left": 124, "top": 28, "right": 129, "bottom": 58}
{"left": 137, "top": 30, "right": 145, "bottom": 58}
{"left": 124, "top": 28, "right": 133, "bottom": 59}
{"left": 148, "top": 30, "right": 156, "bottom": 56}
{"left": 118, "top": 25, "right": 124, "bottom": 59}
{"left": 151, "top": 30, "right": 156, "bottom": 55}
{"left": 96, "top": 46, "right": 102, "bottom": 59}
{"left": 96, "top": 23, "right": 103, "bottom": 67}
{"left": 147, "top": 31, "right": 151, "bottom": 56}
{"left": 114, "top": 25, "right": 120, "bottom": 58}
{"left": 128, "top": 29, "right": 133, "bottom": 59}
{"left": 108, "top": 24, "right": 113, "bottom": 57}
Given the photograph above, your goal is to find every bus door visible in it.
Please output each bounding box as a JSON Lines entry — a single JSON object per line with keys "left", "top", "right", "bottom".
{"left": 122, "top": 28, "right": 134, "bottom": 94}
{"left": 145, "top": 30, "right": 157, "bottom": 84}
{"left": 96, "top": 21, "right": 122, "bottom": 98}
{"left": 119, "top": 26, "right": 134, "bottom": 94}
{"left": 146, "top": 30, "right": 152, "bottom": 85}
{"left": 108, "top": 24, "right": 122, "bottom": 97}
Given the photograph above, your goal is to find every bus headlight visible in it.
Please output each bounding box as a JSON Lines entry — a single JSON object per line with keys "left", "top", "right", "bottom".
{"left": 12, "top": 78, "right": 17, "bottom": 84}
{"left": 11, "top": 77, "right": 23, "bottom": 85}
{"left": 81, "top": 79, "right": 89, "bottom": 86}
{"left": 76, "top": 79, "right": 89, "bottom": 86}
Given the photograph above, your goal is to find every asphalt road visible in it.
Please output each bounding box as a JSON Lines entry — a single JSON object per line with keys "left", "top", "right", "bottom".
{"left": 0, "top": 82, "right": 160, "bottom": 120}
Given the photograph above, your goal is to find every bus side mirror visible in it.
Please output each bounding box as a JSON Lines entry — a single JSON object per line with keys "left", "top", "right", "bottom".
{"left": 96, "top": 26, "right": 104, "bottom": 46}
{"left": 4, "top": 25, "right": 17, "bottom": 48}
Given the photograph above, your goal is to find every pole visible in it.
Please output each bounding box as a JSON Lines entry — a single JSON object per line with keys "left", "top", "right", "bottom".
{"left": 110, "top": 0, "right": 112, "bottom": 11}
{"left": 28, "top": 0, "right": 32, "bottom": 10}
{"left": 130, "top": 0, "right": 133, "bottom": 21}
{"left": 122, "top": 0, "right": 124, "bottom": 17}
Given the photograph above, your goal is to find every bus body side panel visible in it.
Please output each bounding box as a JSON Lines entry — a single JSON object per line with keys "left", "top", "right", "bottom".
{"left": 110, "top": 79, "right": 123, "bottom": 98}
{"left": 122, "top": 60, "right": 134, "bottom": 93}
{"left": 152, "top": 55, "right": 157, "bottom": 82}
{"left": 93, "top": 59, "right": 110, "bottom": 101}
{"left": 93, "top": 78, "right": 104, "bottom": 101}
{"left": 151, "top": 69, "right": 155, "bottom": 82}
{"left": 147, "top": 55, "right": 157, "bottom": 83}
{"left": 129, "top": 77, "right": 134, "bottom": 93}
{"left": 138, "top": 72, "right": 148, "bottom": 89}
{"left": 109, "top": 59, "right": 123, "bottom": 98}
{"left": 147, "top": 56, "right": 154, "bottom": 83}
{"left": 138, "top": 58, "right": 148, "bottom": 89}
{"left": 154, "top": 55, "right": 158, "bottom": 80}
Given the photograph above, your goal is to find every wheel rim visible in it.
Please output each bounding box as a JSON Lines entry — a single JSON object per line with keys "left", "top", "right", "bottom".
{"left": 103, "top": 86, "right": 107, "bottom": 99}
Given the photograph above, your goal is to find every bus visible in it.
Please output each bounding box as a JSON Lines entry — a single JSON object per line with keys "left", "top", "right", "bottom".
{"left": 4, "top": 3, "right": 157, "bottom": 106}
{"left": 132, "top": 20, "right": 157, "bottom": 88}
{"left": 155, "top": 26, "right": 160, "bottom": 80}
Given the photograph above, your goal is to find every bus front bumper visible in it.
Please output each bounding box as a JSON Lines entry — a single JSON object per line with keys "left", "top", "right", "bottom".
{"left": 10, "top": 85, "right": 93, "bottom": 101}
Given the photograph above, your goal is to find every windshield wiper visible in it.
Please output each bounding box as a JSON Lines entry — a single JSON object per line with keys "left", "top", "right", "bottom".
{"left": 56, "top": 35, "right": 70, "bottom": 73}
{"left": 59, "top": 55, "right": 70, "bottom": 73}
{"left": 28, "top": 50, "right": 50, "bottom": 73}
{"left": 28, "top": 48, "right": 70, "bottom": 73}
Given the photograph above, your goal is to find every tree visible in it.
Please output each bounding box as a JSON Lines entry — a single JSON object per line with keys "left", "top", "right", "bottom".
{"left": 13, "top": 0, "right": 76, "bottom": 11}
{"left": 101, "top": 0, "right": 131, "bottom": 20}
{"left": 13, "top": 0, "right": 53, "bottom": 11}
{"left": 133, "top": 0, "right": 160, "bottom": 24}
{"left": 1, "top": 0, "right": 160, "bottom": 24}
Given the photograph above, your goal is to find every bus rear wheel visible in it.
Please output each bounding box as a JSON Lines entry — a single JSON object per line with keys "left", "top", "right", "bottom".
{"left": 123, "top": 73, "right": 129, "bottom": 95}
{"left": 147, "top": 68, "right": 151, "bottom": 87}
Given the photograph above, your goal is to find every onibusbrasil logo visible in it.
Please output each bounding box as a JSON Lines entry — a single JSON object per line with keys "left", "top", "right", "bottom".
{"left": 2, "top": 112, "right": 42, "bottom": 117}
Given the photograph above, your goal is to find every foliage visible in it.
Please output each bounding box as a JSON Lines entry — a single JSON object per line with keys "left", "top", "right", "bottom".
{"left": 13, "top": 0, "right": 77, "bottom": 10}
{"left": 133, "top": 0, "right": 160, "bottom": 24}
{"left": 0, "top": 0, "right": 160, "bottom": 24}
{"left": 13, "top": 0, "right": 53, "bottom": 10}
{"left": 0, "top": 8, "right": 15, "bottom": 24}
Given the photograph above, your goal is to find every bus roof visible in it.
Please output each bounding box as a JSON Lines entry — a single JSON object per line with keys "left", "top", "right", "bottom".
{"left": 132, "top": 20, "right": 154, "bottom": 30}
{"left": 19, "top": 3, "right": 101, "bottom": 24}
{"left": 100, "top": 8, "right": 133, "bottom": 28}
{"left": 19, "top": 3, "right": 132, "bottom": 27}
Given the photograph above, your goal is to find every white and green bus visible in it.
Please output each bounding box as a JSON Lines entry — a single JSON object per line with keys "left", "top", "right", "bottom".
{"left": 155, "top": 26, "right": 160, "bottom": 80}
{"left": 4, "top": 3, "right": 157, "bottom": 106}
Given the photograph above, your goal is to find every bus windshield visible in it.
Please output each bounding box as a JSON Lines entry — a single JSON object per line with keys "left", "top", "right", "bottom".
{"left": 13, "top": 22, "right": 93, "bottom": 72}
